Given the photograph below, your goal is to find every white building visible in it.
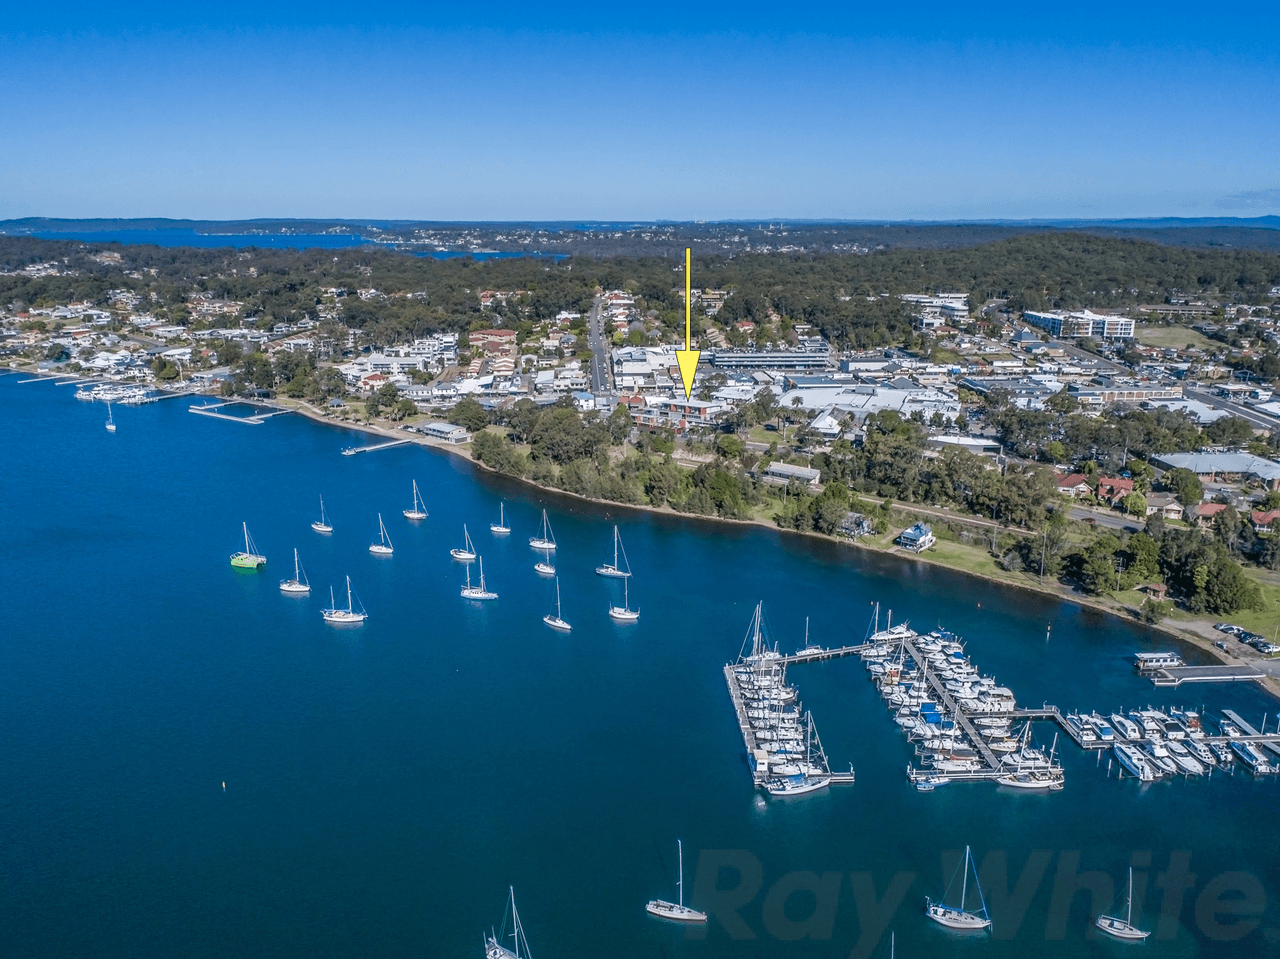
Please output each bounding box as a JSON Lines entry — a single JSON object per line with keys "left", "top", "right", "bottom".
{"left": 1023, "top": 310, "right": 1135, "bottom": 340}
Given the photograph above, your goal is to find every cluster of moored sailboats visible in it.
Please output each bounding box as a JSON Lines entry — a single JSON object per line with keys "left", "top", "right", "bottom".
{"left": 229, "top": 485, "right": 643, "bottom": 630}
{"left": 731, "top": 604, "right": 835, "bottom": 796}
{"left": 487, "top": 840, "right": 705, "bottom": 957}
{"left": 450, "top": 503, "right": 640, "bottom": 629}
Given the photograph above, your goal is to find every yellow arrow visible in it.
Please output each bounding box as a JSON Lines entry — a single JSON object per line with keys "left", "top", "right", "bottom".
{"left": 675, "top": 246, "right": 700, "bottom": 399}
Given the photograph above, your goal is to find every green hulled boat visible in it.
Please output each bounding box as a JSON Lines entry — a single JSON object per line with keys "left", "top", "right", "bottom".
{"left": 231, "top": 522, "right": 266, "bottom": 569}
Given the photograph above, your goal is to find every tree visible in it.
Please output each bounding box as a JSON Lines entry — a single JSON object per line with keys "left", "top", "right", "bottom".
{"left": 1162, "top": 467, "right": 1203, "bottom": 506}
{"left": 1123, "top": 491, "right": 1147, "bottom": 517}
{"left": 451, "top": 397, "right": 490, "bottom": 432}
{"left": 607, "top": 403, "right": 632, "bottom": 445}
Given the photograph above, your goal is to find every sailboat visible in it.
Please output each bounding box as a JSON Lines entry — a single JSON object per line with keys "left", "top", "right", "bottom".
{"left": 279, "top": 548, "right": 310, "bottom": 593}
{"left": 608, "top": 576, "right": 640, "bottom": 622}
{"left": 534, "top": 556, "right": 556, "bottom": 575}
{"left": 451, "top": 525, "right": 477, "bottom": 561}
{"left": 369, "top": 513, "right": 394, "bottom": 555}
{"left": 595, "top": 525, "right": 632, "bottom": 577}
{"left": 105, "top": 401, "right": 116, "bottom": 432}
{"left": 230, "top": 522, "right": 267, "bottom": 568}
{"left": 925, "top": 845, "right": 992, "bottom": 930}
{"left": 490, "top": 502, "right": 510, "bottom": 534}
{"left": 484, "top": 887, "right": 531, "bottom": 959}
{"left": 311, "top": 495, "right": 333, "bottom": 533}
{"left": 528, "top": 509, "right": 556, "bottom": 550}
{"left": 403, "top": 479, "right": 428, "bottom": 521}
{"left": 645, "top": 839, "right": 707, "bottom": 922}
{"left": 321, "top": 576, "right": 367, "bottom": 624}
{"left": 1095, "top": 867, "right": 1150, "bottom": 941}
{"left": 462, "top": 557, "right": 498, "bottom": 600}
{"left": 543, "top": 577, "right": 571, "bottom": 631}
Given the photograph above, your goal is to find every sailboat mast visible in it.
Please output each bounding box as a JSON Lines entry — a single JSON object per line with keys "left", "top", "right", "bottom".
{"left": 1126, "top": 867, "right": 1133, "bottom": 925}
{"left": 243, "top": 522, "right": 249, "bottom": 552}
{"left": 678, "top": 839, "right": 684, "bottom": 907}
{"left": 960, "top": 846, "right": 970, "bottom": 911}
{"left": 614, "top": 526, "right": 620, "bottom": 567}
{"left": 346, "top": 576, "right": 353, "bottom": 612}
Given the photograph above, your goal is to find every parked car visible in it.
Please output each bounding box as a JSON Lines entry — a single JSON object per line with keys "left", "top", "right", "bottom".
{"left": 1214, "top": 641, "right": 1230, "bottom": 651}
{"left": 1259, "top": 643, "right": 1280, "bottom": 655}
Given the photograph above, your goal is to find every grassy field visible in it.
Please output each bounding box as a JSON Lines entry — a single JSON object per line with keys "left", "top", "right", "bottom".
{"left": 1135, "top": 323, "right": 1217, "bottom": 350}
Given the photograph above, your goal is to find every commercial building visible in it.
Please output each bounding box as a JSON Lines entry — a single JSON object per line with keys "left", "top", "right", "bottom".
{"left": 1151, "top": 452, "right": 1280, "bottom": 489}
{"left": 1023, "top": 310, "right": 1135, "bottom": 340}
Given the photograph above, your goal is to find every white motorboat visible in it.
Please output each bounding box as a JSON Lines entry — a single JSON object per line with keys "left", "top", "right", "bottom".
{"left": 484, "top": 887, "right": 531, "bottom": 959}
{"left": 311, "top": 495, "right": 333, "bottom": 533}
{"left": 451, "top": 525, "right": 477, "bottom": 561}
{"left": 1110, "top": 713, "right": 1142, "bottom": 740}
{"left": 321, "top": 576, "right": 367, "bottom": 625}
{"left": 1165, "top": 739, "right": 1205, "bottom": 775}
{"left": 926, "top": 845, "right": 992, "bottom": 930}
{"left": 490, "top": 502, "right": 510, "bottom": 534}
{"left": 528, "top": 509, "right": 556, "bottom": 551}
{"left": 1143, "top": 741, "right": 1177, "bottom": 776}
{"left": 1114, "top": 742, "right": 1154, "bottom": 781}
{"left": 462, "top": 557, "right": 498, "bottom": 600}
{"left": 1185, "top": 738, "right": 1217, "bottom": 767}
{"left": 595, "top": 525, "right": 632, "bottom": 578}
{"left": 279, "top": 548, "right": 311, "bottom": 593}
{"left": 403, "top": 479, "right": 428, "bottom": 521}
{"left": 542, "top": 578, "right": 571, "bottom": 632}
{"left": 1095, "top": 867, "right": 1150, "bottom": 941}
{"left": 645, "top": 839, "right": 707, "bottom": 922}
{"left": 369, "top": 513, "right": 394, "bottom": 555}
{"left": 766, "top": 775, "right": 831, "bottom": 796}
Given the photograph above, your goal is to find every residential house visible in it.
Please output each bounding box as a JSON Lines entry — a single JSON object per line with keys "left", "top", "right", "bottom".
{"left": 1189, "top": 503, "right": 1231, "bottom": 527}
{"left": 898, "top": 523, "right": 936, "bottom": 552}
{"left": 1251, "top": 509, "right": 1280, "bottom": 533}
{"left": 1055, "top": 473, "right": 1092, "bottom": 498}
{"left": 1144, "top": 493, "right": 1185, "bottom": 521}
{"left": 1097, "top": 477, "right": 1135, "bottom": 507}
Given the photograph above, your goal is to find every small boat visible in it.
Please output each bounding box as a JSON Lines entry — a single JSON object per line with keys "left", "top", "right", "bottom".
{"left": 230, "top": 522, "right": 266, "bottom": 569}
{"left": 369, "top": 513, "right": 394, "bottom": 555}
{"left": 462, "top": 557, "right": 498, "bottom": 600}
{"left": 595, "top": 525, "right": 632, "bottom": 578}
{"left": 403, "top": 479, "right": 428, "bottom": 521}
{"left": 766, "top": 774, "right": 831, "bottom": 796}
{"left": 646, "top": 839, "right": 707, "bottom": 922}
{"left": 1095, "top": 867, "right": 1150, "bottom": 941}
{"left": 926, "top": 845, "right": 992, "bottom": 931}
{"left": 311, "top": 495, "right": 333, "bottom": 533}
{"left": 490, "top": 502, "right": 510, "bottom": 535}
{"left": 915, "top": 775, "right": 950, "bottom": 792}
{"left": 534, "top": 559, "right": 556, "bottom": 575}
{"left": 528, "top": 509, "right": 556, "bottom": 551}
{"left": 105, "top": 402, "right": 116, "bottom": 432}
{"left": 321, "top": 576, "right": 367, "bottom": 625}
{"left": 484, "top": 887, "right": 531, "bottom": 959}
{"left": 1114, "top": 742, "right": 1154, "bottom": 781}
{"left": 608, "top": 576, "right": 640, "bottom": 622}
{"left": 451, "top": 525, "right": 477, "bottom": 561}
{"left": 543, "top": 578, "right": 571, "bottom": 632}
{"left": 1185, "top": 738, "right": 1217, "bottom": 767}
{"left": 1231, "top": 739, "right": 1276, "bottom": 774}
{"left": 279, "top": 548, "right": 311, "bottom": 593}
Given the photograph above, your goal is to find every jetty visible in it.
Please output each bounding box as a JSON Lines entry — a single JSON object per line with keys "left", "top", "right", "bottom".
{"left": 341, "top": 439, "right": 410, "bottom": 456}
{"left": 1149, "top": 664, "right": 1264, "bottom": 687}
{"left": 189, "top": 401, "right": 292, "bottom": 424}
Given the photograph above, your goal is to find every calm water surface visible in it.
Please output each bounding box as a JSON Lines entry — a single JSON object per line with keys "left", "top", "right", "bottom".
{"left": 3, "top": 375, "right": 1278, "bottom": 958}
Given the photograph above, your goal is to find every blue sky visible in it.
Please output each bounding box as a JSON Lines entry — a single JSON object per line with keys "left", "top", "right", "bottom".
{"left": 2, "top": 2, "right": 1277, "bottom": 221}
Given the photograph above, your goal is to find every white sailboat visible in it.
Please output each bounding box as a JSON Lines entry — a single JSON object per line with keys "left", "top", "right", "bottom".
{"left": 925, "top": 845, "right": 992, "bottom": 931}
{"left": 528, "top": 509, "right": 556, "bottom": 550}
{"left": 1095, "top": 867, "right": 1150, "bottom": 941}
{"left": 369, "top": 513, "right": 394, "bottom": 555}
{"left": 462, "top": 557, "right": 498, "bottom": 600}
{"left": 451, "top": 525, "right": 477, "bottom": 561}
{"left": 311, "top": 495, "right": 333, "bottom": 533}
{"left": 645, "top": 839, "right": 707, "bottom": 922}
{"left": 534, "top": 557, "right": 556, "bottom": 575}
{"left": 230, "top": 522, "right": 267, "bottom": 569}
{"left": 403, "top": 479, "right": 428, "bottom": 521}
{"left": 490, "top": 502, "right": 510, "bottom": 534}
{"left": 484, "top": 887, "right": 531, "bottom": 959}
{"left": 279, "top": 548, "right": 311, "bottom": 593}
{"left": 608, "top": 576, "right": 640, "bottom": 622}
{"left": 595, "top": 525, "right": 631, "bottom": 577}
{"left": 543, "top": 578, "right": 571, "bottom": 631}
{"left": 105, "top": 401, "right": 116, "bottom": 432}
{"left": 321, "top": 576, "right": 367, "bottom": 624}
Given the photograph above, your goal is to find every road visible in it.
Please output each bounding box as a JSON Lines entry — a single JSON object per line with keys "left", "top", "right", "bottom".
{"left": 1184, "top": 387, "right": 1280, "bottom": 431}
{"left": 585, "top": 294, "right": 610, "bottom": 394}
{"left": 1067, "top": 506, "right": 1140, "bottom": 532}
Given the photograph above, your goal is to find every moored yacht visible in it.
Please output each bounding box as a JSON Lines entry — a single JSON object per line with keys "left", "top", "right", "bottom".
{"left": 279, "top": 548, "right": 310, "bottom": 593}
{"left": 645, "top": 840, "right": 707, "bottom": 922}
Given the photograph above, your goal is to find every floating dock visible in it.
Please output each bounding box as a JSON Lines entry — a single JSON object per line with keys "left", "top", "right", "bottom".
{"left": 1150, "top": 665, "right": 1264, "bottom": 687}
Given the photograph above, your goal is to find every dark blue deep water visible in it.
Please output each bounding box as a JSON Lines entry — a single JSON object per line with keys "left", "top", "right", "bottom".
{"left": 4, "top": 374, "right": 1280, "bottom": 958}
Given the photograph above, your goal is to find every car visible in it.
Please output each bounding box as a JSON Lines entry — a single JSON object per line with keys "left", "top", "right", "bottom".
{"left": 1260, "top": 643, "right": 1280, "bottom": 655}
{"left": 1215, "top": 623, "right": 1234, "bottom": 632}
{"left": 1214, "top": 641, "right": 1230, "bottom": 651}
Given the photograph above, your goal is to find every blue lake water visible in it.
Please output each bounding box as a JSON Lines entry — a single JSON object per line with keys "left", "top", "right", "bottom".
{"left": 3, "top": 374, "right": 1279, "bottom": 958}
{"left": 3, "top": 228, "right": 562, "bottom": 259}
